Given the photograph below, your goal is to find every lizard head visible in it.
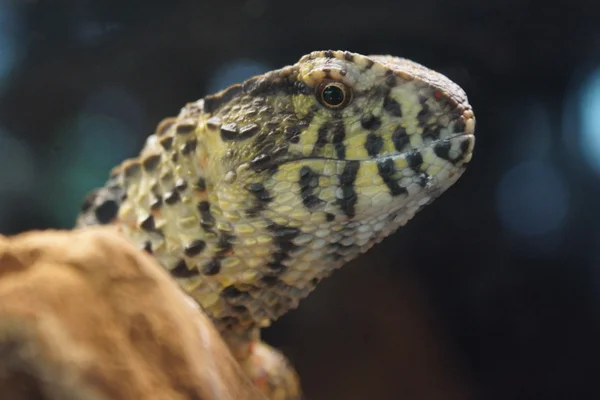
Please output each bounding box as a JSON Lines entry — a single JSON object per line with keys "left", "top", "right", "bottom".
{"left": 200, "top": 50, "right": 475, "bottom": 228}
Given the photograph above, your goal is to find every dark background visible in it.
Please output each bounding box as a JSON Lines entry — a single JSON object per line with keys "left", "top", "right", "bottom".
{"left": 1, "top": 0, "right": 600, "bottom": 398}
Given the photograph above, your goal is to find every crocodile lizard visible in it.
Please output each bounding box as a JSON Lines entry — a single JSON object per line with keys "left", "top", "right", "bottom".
{"left": 76, "top": 50, "right": 475, "bottom": 399}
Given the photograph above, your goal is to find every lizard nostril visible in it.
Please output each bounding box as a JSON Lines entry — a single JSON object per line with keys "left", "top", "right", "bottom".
{"left": 463, "top": 109, "right": 476, "bottom": 136}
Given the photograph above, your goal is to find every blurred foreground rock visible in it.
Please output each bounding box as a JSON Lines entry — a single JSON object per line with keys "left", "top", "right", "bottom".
{"left": 0, "top": 227, "right": 265, "bottom": 400}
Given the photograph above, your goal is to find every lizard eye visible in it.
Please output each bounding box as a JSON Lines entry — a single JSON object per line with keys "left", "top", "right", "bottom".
{"left": 317, "top": 81, "right": 352, "bottom": 109}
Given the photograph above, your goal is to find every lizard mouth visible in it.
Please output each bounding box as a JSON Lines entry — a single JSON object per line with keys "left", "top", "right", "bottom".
{"left": 247, "top": 112, "right": 475, "bottom": 173}
{"left": 260, "top": 131, "right": 475, "bottom": 170}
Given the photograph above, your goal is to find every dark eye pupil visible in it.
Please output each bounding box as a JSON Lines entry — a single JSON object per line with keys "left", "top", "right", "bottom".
{"left": 322, "top": 85, "right": 345, "bottom": 106}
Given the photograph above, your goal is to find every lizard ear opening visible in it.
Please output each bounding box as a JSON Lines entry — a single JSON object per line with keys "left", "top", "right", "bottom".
{"left": 316, "top": 81, "right": 353, "bottom": 109}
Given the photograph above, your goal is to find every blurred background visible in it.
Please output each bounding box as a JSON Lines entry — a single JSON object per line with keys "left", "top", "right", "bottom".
{"left": 1, "top": 0, "right": 599, "bottom": 398}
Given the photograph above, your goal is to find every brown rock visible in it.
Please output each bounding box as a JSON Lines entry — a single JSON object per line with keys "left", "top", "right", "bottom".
{"left": 0, "top": 227, "right": 265, "bottom": 400}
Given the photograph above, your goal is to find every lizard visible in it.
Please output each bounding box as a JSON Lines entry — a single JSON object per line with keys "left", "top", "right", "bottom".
{"left": 75, "top": 50, "right": 475, "bottom": 400}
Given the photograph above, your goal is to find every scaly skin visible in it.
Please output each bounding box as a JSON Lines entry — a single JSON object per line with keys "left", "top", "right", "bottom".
{"left": 76, "top": 50, "right": 475, "bottom": 399}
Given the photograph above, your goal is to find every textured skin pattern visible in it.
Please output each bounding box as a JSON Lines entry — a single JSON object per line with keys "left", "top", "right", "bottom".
{"left": 76, "top": 50, "right": 475, "bottom": 399}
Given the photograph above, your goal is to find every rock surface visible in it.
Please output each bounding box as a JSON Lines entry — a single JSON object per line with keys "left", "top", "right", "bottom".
{"left": 0, "top": 227, "right": 265, "bottom": 400}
